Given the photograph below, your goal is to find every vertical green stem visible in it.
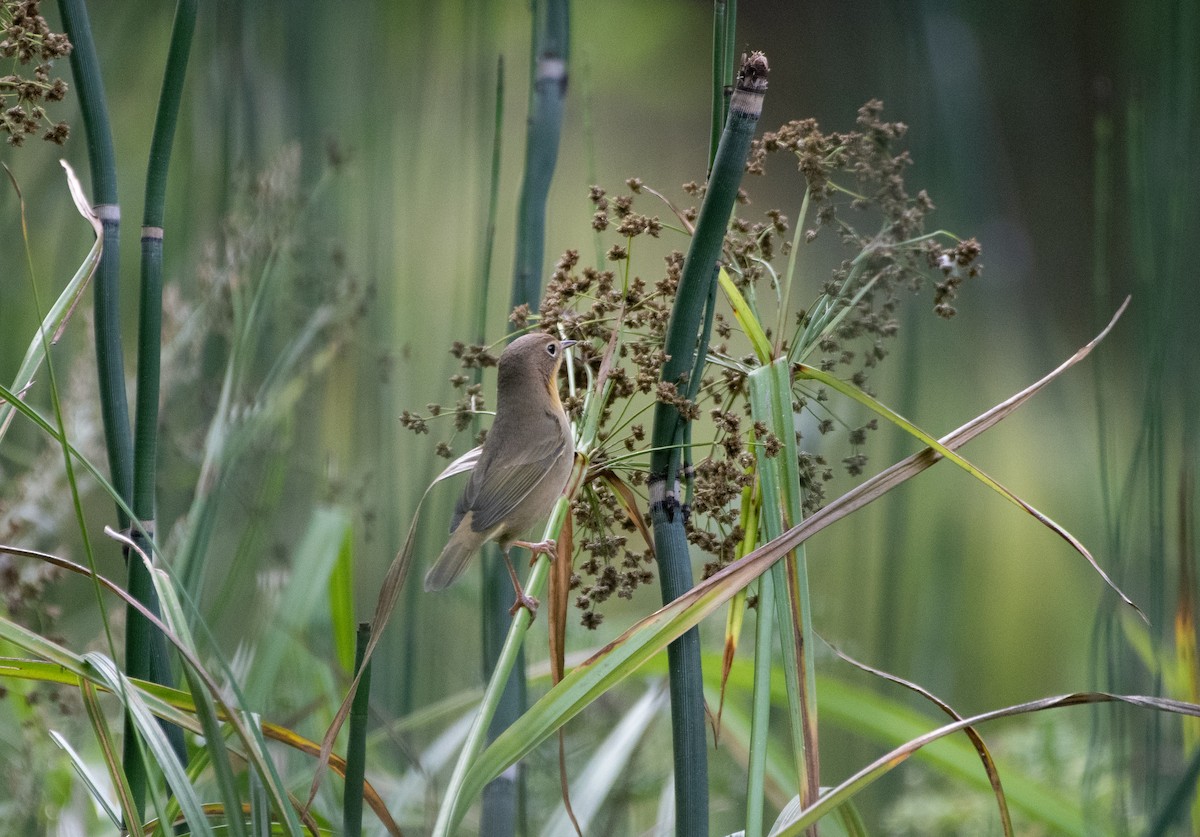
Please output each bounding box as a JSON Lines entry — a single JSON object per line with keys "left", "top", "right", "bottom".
{"left": 648, "top": 53, "right": 767, "bottom": 837}
{"left": 136, "top": 0, "right": 197, "bottom": 507}
{"left": 343, "top": 622, "right": 372, "bottom": 837}
{"left": 749, "top": 361, "right": 819, "bottom": 807}
{"left": 709, "top": 1, "right": 728, "bottom": 170}
{"left": 745, "top": 570, "right": 776, "bottom": 837}
{"left": 133, "top": 0, "right": 199, "bottom": 795}
{"left": 708, "top": 0, "right": 738, "bottom": 172}
{"left": 55, "top": 0, "right": 130, "bottom": 515}
{"left": 507, "top": 0, "right": 569, "bottom": 311}
{"left": 56, "top": 0, "right": 146, "bottom": 814}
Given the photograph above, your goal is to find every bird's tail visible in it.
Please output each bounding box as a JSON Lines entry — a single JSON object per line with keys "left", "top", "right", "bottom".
{"left": 424, "top": 519, "right": 485, "bottom": 591}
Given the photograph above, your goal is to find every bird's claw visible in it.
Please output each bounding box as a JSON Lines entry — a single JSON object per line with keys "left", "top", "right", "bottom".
{"left": 502, "top": 550, "right": 541, "bottom": 621}
{"left": 512, "top": 538, "right": 557, "bottom": 566}
{"left": 508, "top": 591, "right": 540, "bottom": 619}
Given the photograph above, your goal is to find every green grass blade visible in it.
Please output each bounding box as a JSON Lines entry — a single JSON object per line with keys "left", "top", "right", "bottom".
{"left": 329, "top": 524, "right": 357, "bottom": 674}
{"left": 0, "top": 162, "right": 101, "bottom": 445}
{"left": 745, "top": 569, "right": 776, "bottom": 837}
{"left": 539, "top": 682, "right": 667, "bottom": 837}
{"left": 111, "top": 529, "right": 303, "bottom": 836}
{"left": 719, "top": 266, "right": 772, "bottom": 363}
{"left": 770, "top": 691, "right": 1200, "bottom": 835}
{"left": 795, "top": 361, "right": 1144, "bottom": 621}
{"left": 0, "top": 614, "right": 90, "bottom": 677}
{"left": 184, "top": 663, "right": 248, "bottom": 837}
{"left": 49, "top": 725, "right": 126, "bottom": 833}
{"left": 749, "top": 361, "right": 817, "bottom": 800}
{"left": 83, "top": 653, "right": 214, "bottom": 837}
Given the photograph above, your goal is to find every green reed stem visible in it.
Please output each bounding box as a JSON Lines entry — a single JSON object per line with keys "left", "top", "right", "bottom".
{"left": 55, "top": 0, "right": 129, "bottom": 513}
{"left": 57, "top": 0, "right": 150, "bottom": 815}
{"left": 648, "top": 52, "right": 767, "bottom": 837}
{"left": 343, "top": 623, "right": 372, "bottom": 837}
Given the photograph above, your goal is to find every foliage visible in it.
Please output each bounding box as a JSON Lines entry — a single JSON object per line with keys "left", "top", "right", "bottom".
{"left": 0, "top": 2, "right": 1197, "bottom": 834}
{"left": 0, "top": 0, "right": 71, "bottom": 146}
{"left": 406, "top": 100, "right": 981, "bottom": 629}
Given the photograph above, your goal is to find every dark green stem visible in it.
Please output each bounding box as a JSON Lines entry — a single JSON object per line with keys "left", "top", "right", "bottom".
{"left": 708, "top": 0, "right": 738, "bottom": 172}
{"left": 130, "top": 0, "right": 197, "bottom": 781}
{"left": 343, "top": 622, "right": 373, "bottom": 837}
{"left": 57, "top": 0, "right": 147, "bottom": 815}
{"left": 648, "top": 52, "right": 767, "bottom": 837}
{"left": 507, "top": 0, "right": 569, "bottom": 312}
{"left": 56, "top": 0, "right": 130, "bottom": 515}
{"left": 709, "top": 1, "right": 728, "bottom": 169}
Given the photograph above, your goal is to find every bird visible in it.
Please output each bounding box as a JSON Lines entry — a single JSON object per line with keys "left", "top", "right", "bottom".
{"left": 424, "top": 332, "right": 576, "bottom": 616}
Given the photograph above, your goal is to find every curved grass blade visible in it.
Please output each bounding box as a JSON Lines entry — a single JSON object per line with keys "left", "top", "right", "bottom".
{"left": 74, "top": 677, "right": 146, "bottom": 837}
{"left": 110, "top": 527, "right": 301, "bottom": 835}
{"left": 50, "top": 724, "right": 126, "bottom": 833}
{"left": 719, "top": 266, "right": 773, "bottom": 363}
{"left": 107, "top": 528, "right": 247, "bottom": 837}
{"left": 3, "top": 538, "right": 305, "bottom": 835}
{"left": 0, "top": 635, "right": 400, "bottom": 835}
{"left": 825, "top": 642, "right": 1013, "bottom": 837}
{"left": 83, "top": 653, "right": 214, "bottom": 837}
{"left": 0, "top": 161, "right": 102, "bottom": 444}
{"left": 796, "top": 359, "right": 1144, "bottom": 622}
{"left": 772, "top": 692, "right": 1200, "bottom": 836}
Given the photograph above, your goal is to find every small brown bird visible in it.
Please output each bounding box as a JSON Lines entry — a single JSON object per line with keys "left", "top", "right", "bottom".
{"left": 424, "top": 332, "right": 576, "bottom": 615}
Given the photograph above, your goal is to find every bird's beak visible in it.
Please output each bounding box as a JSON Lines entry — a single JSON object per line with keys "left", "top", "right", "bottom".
{"left": 560, "top": 339, "right": 577, "bottom": 350}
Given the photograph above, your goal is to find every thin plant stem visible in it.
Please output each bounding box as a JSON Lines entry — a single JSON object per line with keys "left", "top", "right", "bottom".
{"left": 648, "top": 52, "right": 768, "bottom": 837}
{"left": 55, "top": 0, "right": 151, "bottom": 815}
{"left": 343, "top": 623, "right": 373, "bottom": 837}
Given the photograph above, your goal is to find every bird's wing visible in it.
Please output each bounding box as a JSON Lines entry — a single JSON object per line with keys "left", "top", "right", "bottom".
{"left": 454, "top": 412, "right": 569, "bottom": 533}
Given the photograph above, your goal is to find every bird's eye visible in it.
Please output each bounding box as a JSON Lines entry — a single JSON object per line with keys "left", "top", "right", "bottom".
{"left": 546, "top": 343, "right": 557, "bottom": 356}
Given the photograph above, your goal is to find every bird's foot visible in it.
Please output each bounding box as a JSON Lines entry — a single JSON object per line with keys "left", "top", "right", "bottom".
{"left": 508, "top": 588, "right": 540, "bottom": 619}
{"left": 503, "top": 551, "right": 540, "bottom": 620}
{"left": 511, "top": 538, "right": 557, "bottom": 566}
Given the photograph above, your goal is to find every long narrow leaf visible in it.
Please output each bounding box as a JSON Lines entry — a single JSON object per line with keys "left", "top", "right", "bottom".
{"left": 774, "top": 692, "right": 1200, "bottom": 836}
{"left": 14, "top": 532, "right": 305, "bottom": 836}
{"left": 50, "top": 725, "right": 125, "bottom": 833}
{"left": 795, "top": 360, "right": 1143, "bottom": 621}
{"left": 83, "top": 653, "right": 214, "bottom": 837}
{"left": 0, "top": 161, "right": 101, "bottom": 444}
{"left": 539, "top": 683, "right": 666, "bottom": 837}
{"left": 0, "top": 619, "right": 397, "bottom": 834}
{"left": 825, "top": 643, "right": 1013, "bottom": 837}
{"left": 719, "top": 266, "right": 773, "bottom": 364}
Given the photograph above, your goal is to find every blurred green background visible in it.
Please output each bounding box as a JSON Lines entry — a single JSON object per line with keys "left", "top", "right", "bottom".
{"left": 1, "top": 0, "right": 1194, "bottom": 832}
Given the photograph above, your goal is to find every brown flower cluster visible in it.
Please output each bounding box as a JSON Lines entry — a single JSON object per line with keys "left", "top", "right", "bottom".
{"left": 1, "top": 0, "right": 71, "bottom": 146}
{"left": 747, "top": 99, "right": 982, "bottom": 337}
{"left": 409, "top": 103, "right": 980, "bottom": 624}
